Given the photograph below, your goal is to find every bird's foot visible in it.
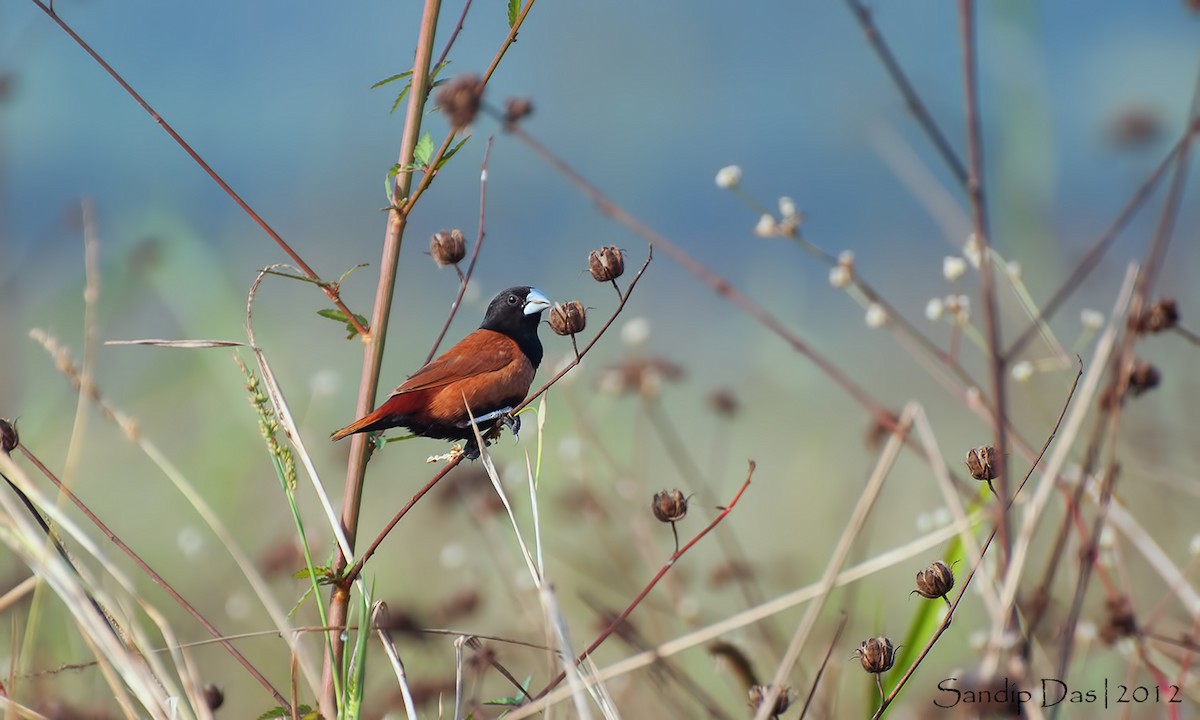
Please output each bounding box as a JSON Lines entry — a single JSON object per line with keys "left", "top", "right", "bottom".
{"left": 461, "top": 438, "right": 482, "bottom": 461}
{"left": 500, "top": 412, "right": 521, "bottom": 440}
{"left": 461, "top": 406, "right": 515, "bottom": 427}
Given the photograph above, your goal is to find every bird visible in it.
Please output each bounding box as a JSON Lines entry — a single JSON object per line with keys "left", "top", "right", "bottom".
{"left": 331, "top": 286, "right": 552, "bottom": 454}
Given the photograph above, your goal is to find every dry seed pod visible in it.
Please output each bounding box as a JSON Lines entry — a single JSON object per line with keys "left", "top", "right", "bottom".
{"left": 914, "top": 560, "right": 955, "bottom": 605}
{"left": 503, "top": 97, "right": 534, "bottom": 127}
{"left": 856, "top": 636, "right": 896, "bottom": 675}
{"left": 1133, "top": 298, "right": 1179, "bottom": 334}
{"left": 588, "top": 246, "right": 625, "bottom": 282}
{"left": 965, "top": 446, "right": 999, "bottom": 482}
{"left": 549, "top": 301, "right": 586, "bottom": 336}
{"left": 651, "top": 489, "right": 688, "bottom": 523}
{"left": 747, "top": 684, "right": 792, "bottom": 718}
{"left": 430, "top": 229, "right": 466, "bottom": 266}
{"left": 436, "top": 74, "right": 485, "bottom": 129}
{"left": 0, "top": 418, "right": 17, "bottom": 454}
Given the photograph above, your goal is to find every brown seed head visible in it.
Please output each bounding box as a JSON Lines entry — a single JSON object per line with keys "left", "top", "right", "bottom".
{"left": 0, "top": 418, "right": 17, "bottom": 454}
{"left": 202, "top": 683, "right": 224, "bottom": 711}
{"left": 436, "top": 74, "right": 485, "bottom": 129}
{"left": 651, "top": 489, "right": 688, "bottom": 523}
{"left": 914, "top": 560, "right": 955, "bottom": 601}
{"left": 747, "top": 684, "right": 792, "bottom": 717}
{"left": 503, "top": 97, "right": 534, "bottom": 127}
{"left": 430, "top": 229, "right": 466, "bottom": 266}
{"left": 856, "top": 636, "right": 896, "bottom": 674}
{"left": 1100, "top": 594, "right": 1138, "bottom": 645}
{"left": 587, "top": 246, "right": 625, "bottom": 282}
{"left": 965, "top": 446, "right": 999, "bottom": 482}
{"left": 1128, "top": 361, "right": 1161, "bottom": 397}
{"left": 549, "top": 301, "right": 587, "bottom": 336}
{"left": 1133, "top": 297, "right": 1179, "bottom": 334}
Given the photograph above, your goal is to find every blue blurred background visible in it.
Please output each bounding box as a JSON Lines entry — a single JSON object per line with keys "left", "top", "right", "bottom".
{"left": 2, "top": 0, "right": 1199, "bottom": 715}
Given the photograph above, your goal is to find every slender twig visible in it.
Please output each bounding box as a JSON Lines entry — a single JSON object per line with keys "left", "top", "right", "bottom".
{"left": 16, "top": 445, "right": 289, "bottom": 710}
{"left": 324, "top": 0, "right": 442, "bottom": 711}
{"left": 424, "top": 138, "right": 494, "bottom": 364}
{"left": 873, "top": 363, "right": 1082, "bottom": 718}
{"left": 531, "top": 463, "right": 755, "bottom": 701}
{"left": 957, "top": 0, "right": 1011, "bottom": 560}
{"left": 1005, "top": 115, "right": 1200, "bottom": 359}
{"left": 342, "top": 455, "right": 464, "bottom": 586}
{"left": 798, "top": 613, "right": 848, "bottom": 720}
{"left": 28, "top": 0, "right": 369, "bottom": 340}
{"left": 505, "top": 123, "right": 895, "bottom": 430}
{"left": 433, "top": 0, "right": 475, "bottom": 72}
{"left": 514, "top": 250, "right": 653, "bottom": 414}
{"left": 841, "top": 0, "right": 968, "bottom": 185}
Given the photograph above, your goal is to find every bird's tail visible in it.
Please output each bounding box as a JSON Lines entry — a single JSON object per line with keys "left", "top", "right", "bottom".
{"left": 330, "top": 409, "right": 392, "bottom": 441}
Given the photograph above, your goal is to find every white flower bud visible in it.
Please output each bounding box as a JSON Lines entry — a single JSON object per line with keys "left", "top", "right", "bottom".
{"left": 865, "top": 303, "right": 888, "bottom": 328}
{"left": 754, "top": 214, "right": 777, "bottom": 237}
{"left": 778, "top": 196, "right": 797, "bottom": 219}
{"left": 925, "top": 298, "right": 944, "bottom": 321}
{"left": 943, "top": 256, "right": 967, "bottom": 281}
{"left": 715, "top": 165, "right": 742, "bottom": 189}
{"left": 1011, "top": 361, "right": 1034, "bottom": 382}
{"left": 829, "top": 265, "right": 851, "bottom": 289}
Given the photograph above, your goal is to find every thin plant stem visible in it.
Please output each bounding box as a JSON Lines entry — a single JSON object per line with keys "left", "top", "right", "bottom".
{"left": 842, "top": 0, "right": 969, "bottom": 186}
{"left": 28, "top": 0, "right": 369, "bottom": 340}
{"left": 16, "top": 445, "right": 289, "bottom": 710}
{"left": 957, "top": 0, "right": 1011, "bottom": 560}
{"left": 424, "top": 138, "right": 495, "bottom": 365}
{"left": 324, "top": 0, "right": 442, "bottom": 712}
{"left": 531, "top": 463, "right": 755, "bottom": 701}
{"left": 505, "top": 122, "right": 895, "bottom": 431}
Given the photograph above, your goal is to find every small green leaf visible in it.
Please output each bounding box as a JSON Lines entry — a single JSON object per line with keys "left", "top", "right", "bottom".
{"left": 508, "top": 0, "right": 520, "bottom": 27}
{"left": 435, "top": 135, "right": 472, "bottom": 172}
{"left": 413, "top": 132, "right": 435, "bottom": 167}
{"left": 318, "top": 309, "right": 369, "bottom": 340}
{"left": 485, "top": 676, "right": 534, "bottom": 706}
{"left": 371, "top": 70, "right": 413, "bottom": 89}
{"left": 257, "top": 705, "right": 313, "bottom": 720}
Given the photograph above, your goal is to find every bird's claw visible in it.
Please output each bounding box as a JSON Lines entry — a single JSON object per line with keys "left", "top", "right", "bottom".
{"left": 501, "top": 412, "right": 521, "bottom": 440}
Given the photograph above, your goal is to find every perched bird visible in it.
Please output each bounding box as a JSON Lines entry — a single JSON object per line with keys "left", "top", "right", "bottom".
{"left": 331, "top": 287, "right": 552, "bottom": 453}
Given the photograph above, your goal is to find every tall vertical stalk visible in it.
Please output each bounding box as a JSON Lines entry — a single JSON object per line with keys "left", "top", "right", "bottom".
{"left": 320, "top": 0, "right": 443, "bottom": 714}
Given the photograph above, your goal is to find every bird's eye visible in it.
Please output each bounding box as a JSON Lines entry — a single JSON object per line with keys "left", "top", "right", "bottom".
{"left": 508, "top": 295, "right": 519, "bottom": 305}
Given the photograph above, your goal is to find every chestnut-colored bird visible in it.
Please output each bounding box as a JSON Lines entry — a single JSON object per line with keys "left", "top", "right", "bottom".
{"left": 331, "top": 287, "right": 551, "bottom": 452}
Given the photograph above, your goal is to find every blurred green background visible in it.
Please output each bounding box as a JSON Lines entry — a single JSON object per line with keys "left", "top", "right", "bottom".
{"left": 2, "top": 0, "right": 1199, "bottom": 716}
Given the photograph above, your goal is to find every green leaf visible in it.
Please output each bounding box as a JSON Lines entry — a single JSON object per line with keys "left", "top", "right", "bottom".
{"left": 371, "top": 70, "right": 413, "bottom": 89}
{"left": 318, "top": 309, "right": 369, "bottom": 340}
{"left": 435, "top": 135, "right": 472, "bottom": 172}
{"left": 413, "top": 132, "right": 435, "bottom": 167}
{"left": 257, "top": 705, "right": 314, "bottom": 720}
{"left": 508, "top": 0, "right": 520, "bottom": 27}
{"left": 485, "top": 676, "right": 534, "bottom": 706}
{"left": 291, "top": 565, "right": 330, "bottom": 581}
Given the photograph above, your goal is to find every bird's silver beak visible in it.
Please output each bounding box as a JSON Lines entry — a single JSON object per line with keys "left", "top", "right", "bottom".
{"left": 523, "top": 288, "right": 552, "bottom": 315}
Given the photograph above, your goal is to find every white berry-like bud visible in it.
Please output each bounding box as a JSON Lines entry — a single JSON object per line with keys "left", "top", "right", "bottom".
{"left": 1011, "top": 361, "right": 1034, "bottom": 382}
{"left": 865, "top": 303, "right": 888, "bottom": 328}
{"left": 943, "top": 256, "right": 967, "bottom": 281}
{"left": 754, "top": 214, "right": 777, "bottom": 237}
{"left": 829, "top": 265, "right": 851, "bottom": 289}
{"left": 1081, "top": 309, "right": 1105, "bottom": 330}
{"left": 925, "top": 298, "right": 944, "bottom": 321}
{"left": 715, "top": 165, "right": 742, "bottom": 189}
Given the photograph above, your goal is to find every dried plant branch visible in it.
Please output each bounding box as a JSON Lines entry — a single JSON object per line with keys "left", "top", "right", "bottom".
{"left": 505, "top": 123, "right": 895, "bottom": 430}
{"left": 874, "top": 366, "right": 1081, "bottom": 717}
{"left": 28, "top": 0, "right": 369, "bottom": 340}
{"left": 957, "top": 0, "right": 1011, "bottom": 559}
{"left": 754, "top": 406, "right": 915, "bottom": 720}
{"left": 529, "top": 462, "right": 755, "bottom": 704}
{"left": 424, "top": 138, "right": 494, "bottom": 364}
{"left": 841, "top": 0, "right": 968, "bottom": 185}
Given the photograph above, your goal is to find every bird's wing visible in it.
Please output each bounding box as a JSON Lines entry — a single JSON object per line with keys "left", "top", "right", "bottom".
{"left": 386, "top": 330, "right": 519, "bottom": 396}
